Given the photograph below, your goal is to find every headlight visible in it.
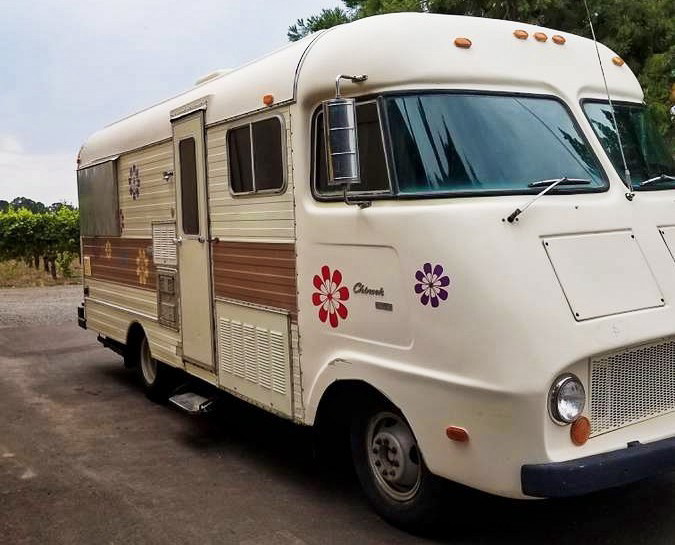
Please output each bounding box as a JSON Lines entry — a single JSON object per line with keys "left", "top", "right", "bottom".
{"left": 549, "top": 373, "right": 586, "bottom": 424}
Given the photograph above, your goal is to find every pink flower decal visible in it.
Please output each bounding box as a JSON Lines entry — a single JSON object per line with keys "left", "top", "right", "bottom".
{"left": 312, "top": 265, "right": 349, "bottom": 328}
{"left": 415, "top": 263, "right": 450, "bottom": 308}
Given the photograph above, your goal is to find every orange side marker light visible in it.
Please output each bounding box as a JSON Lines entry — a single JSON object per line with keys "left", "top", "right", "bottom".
{"left": 534, "top": 32, "right": 548, "bottom": 42}
{"left": 612, "top": 56, "right": 625, "bottom": 66}
{"left": 571, "top": 417, "right": 591, "bottom": 446}
{"left": 514, "top": 29, "right": 529, "bottom": 40}
{"left": 454, "top": 37, "right": 472, "bottom": 49}
{"left": 446, "top": 426, "right": 469, "bottom": 442}
{"left": 263, "top": 94, "right": 274, "bottom": 106}
{"left": 552, "top": 35, "right": 566, "bottom": 45}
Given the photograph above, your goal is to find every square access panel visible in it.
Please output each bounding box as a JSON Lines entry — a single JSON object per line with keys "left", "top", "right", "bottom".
{"left": 543, "top": 230, "right": 664, "bottom": 321}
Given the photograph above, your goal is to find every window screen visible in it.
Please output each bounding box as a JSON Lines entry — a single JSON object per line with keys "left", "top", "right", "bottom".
{"left": 315, "top": 102, "right": 390, "bottom": 195}
{"left": 179, "top": 138, "right": 200, "bottom": 235}
{"left": 228, "top": 118, "right": 284, "bottom": 194}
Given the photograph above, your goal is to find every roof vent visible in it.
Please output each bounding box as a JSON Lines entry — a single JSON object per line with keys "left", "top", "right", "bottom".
{"left": 194, "top": 69, "right": 233, "bottom": 86}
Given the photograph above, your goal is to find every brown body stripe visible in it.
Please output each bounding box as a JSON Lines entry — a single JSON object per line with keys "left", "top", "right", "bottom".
{"left": 212, "top": 241, "right": 297, "bottom": 312}
{"left": 83, "top": 237, "right": 156, "bottom": 291}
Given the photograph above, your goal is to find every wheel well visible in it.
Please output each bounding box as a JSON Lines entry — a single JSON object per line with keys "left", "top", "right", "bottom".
{"left": 124, "top": 322, "right": 146, "bottom": 367}
{"left": 313, "top": 380, "right": 392, "bottom": 466}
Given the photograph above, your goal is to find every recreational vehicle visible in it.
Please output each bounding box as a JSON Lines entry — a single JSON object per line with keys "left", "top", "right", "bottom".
{"left": 77, "top": 13, "right": 675, "bottom": 528}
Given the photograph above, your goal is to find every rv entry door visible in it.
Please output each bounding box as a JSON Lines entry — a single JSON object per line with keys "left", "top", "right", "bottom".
{"left": 172, "top": 110, "right": 215, "bottom": 371}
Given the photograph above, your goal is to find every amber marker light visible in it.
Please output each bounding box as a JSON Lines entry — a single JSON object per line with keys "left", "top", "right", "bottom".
{"left": 552, "top": 35, "right": 566, "bottom": 45}
{"left": 263, "top": 94, "right": 274, "bottom": 106}
{"left": 454, "top": 37, "right": 472, "bottom": 49}
{"left": 534, "top": 32, "right": 548, "bottom": 42}
{"left": 514, "top": 29, "right": 528, "bottom": 40}
{"left": 571, "top": 417, "right": 591, "bottom": 446}
{"left": 446, "top": 426, "right": 469, "bottom": 442}
{"left": 612, "top": 56, "right": 625, "bottom": 66}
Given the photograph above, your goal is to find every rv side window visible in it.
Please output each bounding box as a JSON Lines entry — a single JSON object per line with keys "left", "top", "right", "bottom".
{"left": 228, "top": 117, "right": 284, "bottom": 194}
{"left": 179, "top": 138, "right": 200, "bottom": 235}
{"left": 314, "top": 101, "right": 390, "bottom": 195}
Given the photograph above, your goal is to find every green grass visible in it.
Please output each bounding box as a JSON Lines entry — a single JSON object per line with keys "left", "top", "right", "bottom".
{"left": 0, "top": 259, "right": 81, "bottom": 288}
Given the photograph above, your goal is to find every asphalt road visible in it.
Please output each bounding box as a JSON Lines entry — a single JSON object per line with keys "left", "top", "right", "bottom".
{"left": 1, "top": 288, "right": 675, "bottom": 544}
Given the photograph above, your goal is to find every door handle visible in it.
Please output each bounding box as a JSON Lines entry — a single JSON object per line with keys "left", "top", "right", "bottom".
{"left": 172, "top": 237, "right": 183, "bottom": 245}
{"left": 197, "top": 235, "right": 206, "bottom": 243}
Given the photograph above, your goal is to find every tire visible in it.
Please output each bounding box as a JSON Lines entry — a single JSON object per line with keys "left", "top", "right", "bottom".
{"left": 350, "top": 399, "right": 446, "bottom": 532}
{"left": 135, "top": 334, "right": 174, "bottom": 402}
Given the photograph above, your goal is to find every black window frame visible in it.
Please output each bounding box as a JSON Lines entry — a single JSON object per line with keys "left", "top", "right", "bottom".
{"left": 311, "top": 90, "right": 610, "bottom": 202}
{"left": 227, "top": 115, "right": 287, "bottom": 197}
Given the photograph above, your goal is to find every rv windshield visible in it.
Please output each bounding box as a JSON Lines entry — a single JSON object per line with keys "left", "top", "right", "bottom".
{"left": 384, "top": 93, "right": 607, "bottom": 195}
{"left": 583, "top": 101, "right": 675, "bottom": 190}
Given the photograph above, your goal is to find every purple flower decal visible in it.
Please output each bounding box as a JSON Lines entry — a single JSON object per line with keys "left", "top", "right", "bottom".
{"left": 414, "top": 263, "right": 450, "bottom": 308}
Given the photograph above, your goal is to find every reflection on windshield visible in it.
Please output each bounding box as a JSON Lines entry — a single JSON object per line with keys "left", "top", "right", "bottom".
{"left": 583, "top": 101, "right": 675, "bottom": 190}
{"left": 385, "top": 94, "right": 607, "bottom": 194}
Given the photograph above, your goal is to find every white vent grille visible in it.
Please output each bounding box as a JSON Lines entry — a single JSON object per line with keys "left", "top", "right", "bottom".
{"left": 590, "top": 338, "right": 675, "bottom": 437}
{"left": 152, "top": 222, "right": 177, "bottom": 266}
{"left": 218, "top": 317, "right": 288, "bottom": 396}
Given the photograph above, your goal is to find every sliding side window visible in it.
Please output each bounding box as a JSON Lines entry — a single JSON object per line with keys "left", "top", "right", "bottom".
{"left": 228, "top": 117, "right": 285, "bottom": 195}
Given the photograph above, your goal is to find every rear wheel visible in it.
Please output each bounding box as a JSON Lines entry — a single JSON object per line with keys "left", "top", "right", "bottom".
{"left": 135, "top": 334, "right": 173, "bottom": 401}
{"left": 351, "top": 400, "right": 445, "bottom": 531}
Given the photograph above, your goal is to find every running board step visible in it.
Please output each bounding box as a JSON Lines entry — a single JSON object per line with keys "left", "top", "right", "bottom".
{"left": 169, "top": 392, "right": 216, "bottom": 415}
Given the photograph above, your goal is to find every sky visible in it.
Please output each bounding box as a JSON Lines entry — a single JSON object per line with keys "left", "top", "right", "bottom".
{"left": 0, "top": 0, "right": 339, "bottom": 205}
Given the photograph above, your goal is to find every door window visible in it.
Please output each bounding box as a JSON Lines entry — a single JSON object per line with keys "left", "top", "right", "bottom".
{"left": 179, "top": 137, "right": 200, "bottom": 235}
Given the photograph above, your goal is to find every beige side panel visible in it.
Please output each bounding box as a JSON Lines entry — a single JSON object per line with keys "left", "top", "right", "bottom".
{"left": 86, "top": 299, "right": 182, "bottom": 367}
{"left": 207, "top": 108, "right": 295, "bottom": 241}
{"left": 87, "top": 278, "right": 157, "bottom": 317}
{"left": 118, "top": 141, "right": 176, "bottom": 238}
{"left": 216, "top": 300, "right": 292, "bottom": 416}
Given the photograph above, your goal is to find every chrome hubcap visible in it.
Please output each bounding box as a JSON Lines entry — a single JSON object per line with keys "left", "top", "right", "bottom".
{"left": 139, "top": 337, "right": 157, "bottom": 385}
{"left": 367, "top": 411, "right": 421, "bottom": 501}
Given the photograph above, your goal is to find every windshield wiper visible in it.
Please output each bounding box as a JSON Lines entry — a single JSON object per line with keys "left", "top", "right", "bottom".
{"left": 527, "top": 177, "right": 592, "bottom": 188}
{"left": 639, "top": 174, "right": 675, "bottom": 188}
{"left": 507, "top": 177, "right": 591, "bottom": 223}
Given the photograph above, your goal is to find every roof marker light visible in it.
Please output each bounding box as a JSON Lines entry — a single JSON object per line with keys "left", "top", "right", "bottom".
{"left": 612, "top": 56, "right": 625, "bottom": 66}
{"left": 263, "top": 94, "right": 274, "bottom": 106}
{"left": 514, "top": 29, "right": 528, "bottom": 40}
{"left": 534, "top": 32, "right": 548, "bottom": 42}
{"left": 454, "top": 37, "right": 472, "bottom": 49}
{"left": 552, "top": 35, "right": 566, "bottom": 45}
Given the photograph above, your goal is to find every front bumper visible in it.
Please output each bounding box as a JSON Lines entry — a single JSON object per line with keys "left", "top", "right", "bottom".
{"left": 522, "top": 436, "right": 675, "bottom": 498}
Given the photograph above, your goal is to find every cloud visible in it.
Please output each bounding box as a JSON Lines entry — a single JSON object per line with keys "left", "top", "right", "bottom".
{"left": 0, "top": 138, "right": 76, "bottom": 205}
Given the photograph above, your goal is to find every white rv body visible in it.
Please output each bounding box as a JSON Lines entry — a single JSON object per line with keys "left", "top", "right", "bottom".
{"left": 78, "top": 13, "right": 675, "bottom": 511}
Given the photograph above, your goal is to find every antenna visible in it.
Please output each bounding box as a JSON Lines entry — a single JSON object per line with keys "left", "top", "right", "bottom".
{"left": 583, "top": 0, "right": 633, "bottom": 201}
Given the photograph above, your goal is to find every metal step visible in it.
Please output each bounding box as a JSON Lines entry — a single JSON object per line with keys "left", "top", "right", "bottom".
{"left": 169, "top": 392, "right": 216, "bottom": 415}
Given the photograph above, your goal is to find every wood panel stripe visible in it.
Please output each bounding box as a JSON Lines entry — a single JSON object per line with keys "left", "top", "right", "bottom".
{"left": 212, "top": 241, "right": 297, "bottom": 312}
{"left": 83, "top": 237, "right": 156, "bottom": 291}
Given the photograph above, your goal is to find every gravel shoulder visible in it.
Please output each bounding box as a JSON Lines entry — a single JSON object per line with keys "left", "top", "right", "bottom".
{"left": 0, "top": 286, "right": 81, "bottom": 328}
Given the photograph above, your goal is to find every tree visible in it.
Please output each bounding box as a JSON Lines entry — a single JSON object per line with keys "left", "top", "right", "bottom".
{"left": 289, "top": 0, "right": 674, "bottom": 147}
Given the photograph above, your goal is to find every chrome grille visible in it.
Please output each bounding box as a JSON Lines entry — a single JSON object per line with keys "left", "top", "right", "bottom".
{"left": 590, "top": 338, "right": 675, "bottom": 437}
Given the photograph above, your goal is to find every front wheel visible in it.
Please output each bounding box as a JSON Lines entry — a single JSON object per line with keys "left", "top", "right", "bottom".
{"left": 351, "top": 401, "right": 446, "bottom": 531}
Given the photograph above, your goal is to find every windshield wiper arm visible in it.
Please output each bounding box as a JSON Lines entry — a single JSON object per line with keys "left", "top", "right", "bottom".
{"left": 639, "top": 174, "right": 675, "bottom": 188}
{"left": 507, "top": 177, "right": 591, "bottom": 224}
{"left": 528, "top": 177, "right": 592, "bottom": 188}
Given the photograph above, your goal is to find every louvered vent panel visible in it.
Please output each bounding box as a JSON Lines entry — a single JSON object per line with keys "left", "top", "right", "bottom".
{"left": 152, "top": 223, "right": 177, "bottom": 266}
{"left": 270, "top": 331, "right": 287, "bottom": 395}
{"left": 218, "top": 316, "right": 288, "bottom": 397}
{"left": 231, "top": 321, "right": 246, "bottom": 379}
{"left": 217, "top": 319, "right": 233, "bottom": 375}
{"left": 590, "top": 338, "right": 675, "bottom": 437}
{"left": 256, "top": 328, "right": 273, "bottom": 390}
